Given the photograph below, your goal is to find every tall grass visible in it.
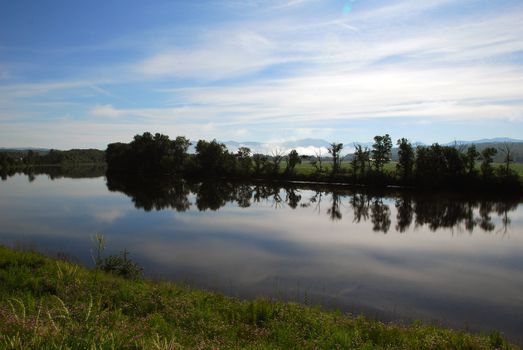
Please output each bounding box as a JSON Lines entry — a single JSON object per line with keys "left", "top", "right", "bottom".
{"left": 0, "top": 246, "right": 517, "bottom": 349}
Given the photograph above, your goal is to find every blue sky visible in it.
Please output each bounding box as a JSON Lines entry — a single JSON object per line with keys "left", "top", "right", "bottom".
{"left": 1, "top": 0, "right": 522, "bottom": 149}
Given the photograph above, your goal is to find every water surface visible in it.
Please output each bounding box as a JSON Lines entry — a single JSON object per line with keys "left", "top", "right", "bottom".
{"left": 1, "top": 172, "right": 522, "bottom": 342}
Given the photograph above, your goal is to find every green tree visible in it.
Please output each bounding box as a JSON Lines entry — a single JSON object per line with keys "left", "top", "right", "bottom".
{"left": 396, "top": 138, "right": 414, "bottom": 181}
{"left": 480, "top": 147, "right": 497, "bottom": 178}
{"left": 310, "top": 149, "right": 324, "bottom": 174}
{"left": 464, "top": 145, "right": 480, "bottom": 175}
{"left": 270, "top": 149, "right": 284, "bottom": 174}
{"left": 252, "top": 154, "right": 269, "bottom": 175}
{"left": 285, "top": 149, "right": 301, "bottom": 175}
{"left": 106, "top": 142, "right": 132, "bottom": 170}
{"left": 351, "top": 144, "right": 370, "bottom": 178}
{"left": 172, "top": 136, "right": 191, "bottom": 172}
{"left": 415, "top": 143, "right": 466, "bottom": 185}
{"left": 498, "top": 143, "right": 514, "bottom": 173}
{"left": 236, "top": 147, "right": 252, "bottom": 176}
{"left": 195, "top": 139, "right": 229, "bottom": 176}
{"left": 372, "top": 134, "right": 393, "bottom": 172}
{"left": 328, "top": 143, "right": 343, "bottom": 175}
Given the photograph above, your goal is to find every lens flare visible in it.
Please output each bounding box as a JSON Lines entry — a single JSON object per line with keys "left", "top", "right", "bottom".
{"left": 343, "top": 0, "right": 355, "bottom": 15}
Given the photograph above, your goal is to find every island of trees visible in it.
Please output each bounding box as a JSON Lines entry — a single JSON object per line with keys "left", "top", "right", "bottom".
{"left": 104, "top": 132, "right": 522, "bottom": 193}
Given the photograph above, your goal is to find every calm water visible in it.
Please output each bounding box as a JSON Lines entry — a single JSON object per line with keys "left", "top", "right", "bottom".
{"left": 1, "top": 172, "right": 522, "bottom": 342}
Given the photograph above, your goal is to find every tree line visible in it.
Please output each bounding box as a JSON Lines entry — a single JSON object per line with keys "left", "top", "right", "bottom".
{"left": 105, "top": 132, "right": 521, "bottom": 193}
{"left": 0, "top": 149, "right": 105, "bottom": 171}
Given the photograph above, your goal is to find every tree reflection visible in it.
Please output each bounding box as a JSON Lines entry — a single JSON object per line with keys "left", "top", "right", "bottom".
{"left": 235, "top": 184, "right": 253, "bottom": 208}
{"left": 104, "top": 172, "right": 520, "bottom": 234}
{"left": 327, "top": 193, "right": 342, "bottom": 221}
{"left": 351, "top": 193, "right": 370, "bottom": 223}
{"left": 395, "top": 196, "right": 413, "bottom": 232}
{"left": 195, "top": 182, "right": 234, "bottom": 211}
{"left": 370, "top": 198, "right": 391, "bottom": 233}
{"left": 284, "top": 186, "right": 302, "bottom": 210}
{"left": 479, "top": 201, "right": 495, "bottom": 232}
{"left": 106, "top": 173, "right": 192, "bottom": 212}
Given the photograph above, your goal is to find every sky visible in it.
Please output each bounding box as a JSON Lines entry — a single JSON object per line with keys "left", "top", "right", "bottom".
{"left": 1, "top": 0, "right": 523, "bottom": 149}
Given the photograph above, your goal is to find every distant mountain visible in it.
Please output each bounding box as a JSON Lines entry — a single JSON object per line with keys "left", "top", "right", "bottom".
{"left": 215, "top": 137, "right": 523, "bottom": 163}
{"left": 0, "top": 147, "right": 50, "bottom": 154}
{"left": 445, "top": 138, "right": 523, "bottom": 145}
{"left": 0, "top": 147, "right": 50, "bottom": 151}
{"left": 220, "top": 138, "right": 332, "bottom": 155}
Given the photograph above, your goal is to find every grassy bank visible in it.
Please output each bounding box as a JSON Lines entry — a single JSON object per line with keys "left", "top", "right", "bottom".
{"left": 0, "top": 246, "right": 516, "bottom": 349}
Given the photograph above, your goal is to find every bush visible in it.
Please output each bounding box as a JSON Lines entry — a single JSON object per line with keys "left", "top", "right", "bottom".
{"left": 101, "top": 250, "right": 142, "bottom": 279}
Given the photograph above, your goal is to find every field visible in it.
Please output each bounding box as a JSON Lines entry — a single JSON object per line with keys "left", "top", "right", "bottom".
{"left": 286, "top": 161, "right": 523, "bottom": 178}
{"left": 0, "top": 246, "right": 516, "bottom": 349}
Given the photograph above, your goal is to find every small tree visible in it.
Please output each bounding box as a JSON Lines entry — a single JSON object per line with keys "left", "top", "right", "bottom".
{"left": 172, "top": 136, "right": 191, "bottom": 172}
{"left": 236, "top": 147, "right": 252, "bottom": 176}
{"left": 285, "top": 149, "right": 301, "bottom": 174}
{"left": 252, "top": 153, "right": 268, "bottom": 175}
{"left": 498, "top": 143, "right": 514, "bottom": 173}
{"left": 352, "top": 144, "right": 370, "bottom": 178}
{"left": 464, "top": 145, "right": 480, "bottom": 175}
{"left": 396, "top": 138, "right": 414, "bottom": 181}
{"left": 480, "top": 147, "right": 497, "bottom": 178}
{"left": 271, "top": 149, "right": 284, "bottom": 174}
{"left": 372, "top": 134, "right": 392, "bottom": 172}
{"left": 328, "top": 142, "right": 343, "bottom": 174}
{"left": 311, "top": 148, "right": 324, "bottom": 173}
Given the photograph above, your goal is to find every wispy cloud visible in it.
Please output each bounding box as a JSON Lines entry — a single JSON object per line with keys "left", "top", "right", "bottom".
{"left": 134, "top": 31, "right": 281, "bottom": 80}
{"left": 1, "top": 0, "right": 523, "bottom": 147}
{"left": 89, "top": 104, "right": 127, "bottom": 118}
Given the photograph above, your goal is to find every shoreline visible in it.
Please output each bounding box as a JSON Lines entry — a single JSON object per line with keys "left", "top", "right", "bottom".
{"left": 0, "top": 246, "right": 518, "bottom": 349}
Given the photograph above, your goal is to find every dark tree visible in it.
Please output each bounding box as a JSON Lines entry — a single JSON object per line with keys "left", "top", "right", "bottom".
{"left": 195, "top": 139, "right": 230, "bottom": 176}
{"left": 464, "top": 145, "right": 480, "bottom": 175}
{"left": 396, "top": 138, "right": 414, "bottom": 181}
{"left": 414, "top": 143, "right": 466, "bottom": 186}
{"left": 352, "top": 144, "right": 370, "bottom": 178}
{"left": 270, "top": 149, "right": 285, "bottom": 174}
{"left": 106, "top": 132, "right": 182, "bottom": 173}
{"left": 372, "top": 134, "right": 392, "bottom": 172}
{"left": 311, "top": 148, "right": 324, "bottom": 174}
{"left": 328, "top": 143, "right": 343, "bottom": 175}
{"left": 172, "top": 136, "right": 191, "bottom": 173}
{"left": 236, "top": 147, "right": 252, "bottom": 176}
{"left": 498, "top": 143, "right": 514, "bottom": 173}
{"left": 252, "top": 153, "right": 269, "bottom": 175}
{"left": 285, "top": 149, "right": 301, "bottom": 175}
{"left": 480, "top": 147, "right": 497, "bottom": 178}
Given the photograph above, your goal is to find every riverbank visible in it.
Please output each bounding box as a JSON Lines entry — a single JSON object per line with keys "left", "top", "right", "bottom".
{"left": 0, "top": 246, "right": 516, "bottom": 349}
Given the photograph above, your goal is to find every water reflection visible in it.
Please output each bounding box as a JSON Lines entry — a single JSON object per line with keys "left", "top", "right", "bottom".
{"left": 1, "top": 172, "right": 523, "bottom": 342}
{"left": 1, "top": 165, "right": 105, "bottom": 181}
{"left": 106, "top": 174, "right": 519, "bottom": 233}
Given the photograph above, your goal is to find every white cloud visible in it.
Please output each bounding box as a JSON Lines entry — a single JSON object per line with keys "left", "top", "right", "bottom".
{"left": 2, "top": 0, "right": 523, "bottom": 147}
{"left": 134, "top": 31, "right": 281, "bottom": 81}
{"left": 89, "top": 104, "right": 127, "bottom": 118}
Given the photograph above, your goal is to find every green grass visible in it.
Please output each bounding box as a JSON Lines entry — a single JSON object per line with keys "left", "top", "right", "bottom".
{"left": 288, "top": 161, "right": 523, "bottom": 178}
{"left": 503, "top": 162, "right": 523, "bottom": 177}
{"left": 0, "top": 246, "right": 517, "bottom": 349}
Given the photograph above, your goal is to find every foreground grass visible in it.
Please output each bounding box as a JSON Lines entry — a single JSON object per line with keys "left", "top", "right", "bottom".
{"left": 0, "top": 246, "right": 516, "bottom": 349}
